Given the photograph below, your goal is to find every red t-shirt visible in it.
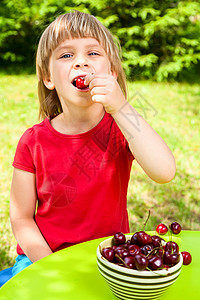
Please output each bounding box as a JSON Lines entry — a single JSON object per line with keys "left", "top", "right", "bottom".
{"left": 13, "top": 112, "right": 134, "bottom": 254}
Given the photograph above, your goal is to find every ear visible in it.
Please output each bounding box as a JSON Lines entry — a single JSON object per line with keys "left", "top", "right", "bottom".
{"left": 111, "top": 70, "right": 118, "bottom": 80}
{"left": 43, "top": 77, "right": 55, "bottom": 90}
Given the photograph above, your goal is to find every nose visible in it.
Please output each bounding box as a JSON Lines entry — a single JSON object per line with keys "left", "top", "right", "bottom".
{"left": 73, "top": 55, "right": 89, "bottom": 69}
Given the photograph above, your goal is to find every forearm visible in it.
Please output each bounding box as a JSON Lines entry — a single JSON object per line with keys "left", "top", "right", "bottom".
{"left": 10, "top": 168, "right": 53, "bottom": 262}
{"left": 11, "top": 217, "right": 53, "bottom": 263}
{"left": 112, "top": 102, "right": 176, "bottom": 183}
{"left": 85, "top": 73, "right": 175, "bottom": 183}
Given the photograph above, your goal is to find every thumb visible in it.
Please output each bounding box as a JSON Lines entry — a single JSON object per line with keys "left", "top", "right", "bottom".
{"left": 84, "top": 73, "right": 94, "bottom": 85}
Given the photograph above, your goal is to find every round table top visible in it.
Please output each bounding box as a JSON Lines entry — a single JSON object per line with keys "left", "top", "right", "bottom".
{"left": 0, "top": 231, "right": 199, "bottom": 300}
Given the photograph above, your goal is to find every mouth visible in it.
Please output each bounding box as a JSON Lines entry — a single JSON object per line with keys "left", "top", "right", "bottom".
{"left": 72, "top": 75, "right": 89, "bottom": 91}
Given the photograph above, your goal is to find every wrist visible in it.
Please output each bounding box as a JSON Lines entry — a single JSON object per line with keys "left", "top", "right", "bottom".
{"left": 111, "top": 100, "right": 132, "bottom": 118}
{"left": 110, "top": 99, "right": 128, "bottom": 117}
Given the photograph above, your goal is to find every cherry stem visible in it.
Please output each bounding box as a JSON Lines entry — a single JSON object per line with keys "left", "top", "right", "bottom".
{"left": 143, "top": 210, "right": 151, "bottom": 231}
{"left": 146, "top": 247, "right": 160, "bottom": 257}
{"left": 115, "top": 254, "right": 130, "bottom": 269}
{"left": 146, "top": 267, "right": 168, "bottom": 276}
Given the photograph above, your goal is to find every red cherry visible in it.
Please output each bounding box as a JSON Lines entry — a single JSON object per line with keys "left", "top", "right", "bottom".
{"left": 131, "top": 232, "right": 140, "bottom": 245}
{"left": 156, "top": 223, "right": 168, "bottom": 235}
{"left": 76, "top": 77, "right": 87, "bottom": 89}
{"left": 115, "top": 248, "right": 129, "bottom": 262}
{"left": 148, "top": 256, "right": 164, "bottom": 270}
{"left": 137, "top": 231, "right": 152, "bottom": 245}
{"left": 134, "top": 254, "right": 148, "bottom": 271}
{"left": 123, "top": 256, "right": 136, "bottom": 269}
{"left": 181, "top": 251, "right": 192, "bottom": 265}
{"left": 114, "top": 232, "right": 126, "bottom": 245}
{"left": 165, "top": 241, "right": 179, "bottom": 254}
{"left": 140, "top": 244, "right": 154, "bottom": 256}
{"left": 102, "top": 247, "right": 115, "bottom": 262}
{"left": 170, "top": 222, "right": 182, "bottom": 234}
{"left": 128, "top": 244, "right": 141, "bottom": 256}
{"left": 151, "top": 235, "right": 165, "bottom": 247}
{"left": 163, "top": 251, "right": 180, "bottom": 266}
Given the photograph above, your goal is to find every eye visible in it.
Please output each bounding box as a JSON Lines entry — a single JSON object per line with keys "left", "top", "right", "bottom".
{"left": 89, "top": 52, "right": 99, "bottom": 56}
{"left": 60, "top": 53, "right": 72, "bottom": 59}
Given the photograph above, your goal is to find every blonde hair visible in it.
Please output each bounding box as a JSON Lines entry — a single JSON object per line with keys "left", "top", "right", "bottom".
{"left": 36, "top": 10, "right": 127, "bottom": 119}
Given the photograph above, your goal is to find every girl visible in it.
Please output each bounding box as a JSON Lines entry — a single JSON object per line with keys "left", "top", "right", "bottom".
{"left": 9, "top": 10, "right": 175, "bottom": 278}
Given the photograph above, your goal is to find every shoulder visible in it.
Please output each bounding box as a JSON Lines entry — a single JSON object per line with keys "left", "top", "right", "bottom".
{"left": 13, "top": 119, "right": 48, "bottom": 173}
{"left": 19, "top": 119, "right": 48, "bottom": 144}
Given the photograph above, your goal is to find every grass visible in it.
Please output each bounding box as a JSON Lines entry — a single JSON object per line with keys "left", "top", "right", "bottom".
{"left": 0, "top": 74, "right": 199, "bottom": 270}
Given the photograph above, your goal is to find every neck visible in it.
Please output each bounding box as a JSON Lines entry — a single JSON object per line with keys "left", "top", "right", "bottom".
{"left": 51, "top": 103, "right": 105, "bottom": 135}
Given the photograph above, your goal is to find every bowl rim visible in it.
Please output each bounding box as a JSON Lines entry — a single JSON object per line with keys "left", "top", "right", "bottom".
{"left": 96, "top": 234, "right": 183, "bottom": 277}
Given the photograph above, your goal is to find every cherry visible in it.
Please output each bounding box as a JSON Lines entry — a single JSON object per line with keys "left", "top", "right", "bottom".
{"left": 131, "top": 232, "right": 140, "bottom": 245}
{"left": 163, "top": 251, "right": 180, "bottom": 266}
{"left": 123, "top": 240, "right": 131, "bottom": 248}
{"left": 151, "top": 235, "right": 164, "bottom": 248}
{"left": 100, "top": 221, "right": 191, "bottom": 272}
{"left": 156, "top": 223, "right": 168, "bottom": 235}
{"left": 75, "top": 77, "right": 88, "bottom": 89}
{"left": 157, "top": 248, "right": 164, "bottom": 258}
{"left": 137, "top": 231, "right": 152, "bottom": 245}
{"left": 112, "top": 245, "right": 118, "bottom": 251}
{"left": 170, "top": 222, "right": 182, "bottom": 234}
{"left": 123, "top": 256, "right": 136, "bottom": 269}
{"left": 115, "top": 248, "right": 129, "bottom": 262}
{"left": 113, "top": 246, "right": 126, "bottom": 253}
{"left": 165, "top": 241, "right": 179, "bottom": 254}
{"left": 148, "top": 256, "right": 164, "bottom": 270}
{"left": 181, "top": 251, "right": 192, "bottom": 265}
{"left": 140, "top": 244, "right": 154, "bottom": 256}
{"left": 134, "top": 254, "right": 148, "bottom": 271}
{"left": 102, "top": 247, "right": 115, "bottom": 262}
{"left": 114, "top": 232, "right": 126, "bottom": 245}
{"left": 128, "top": 244, "right": 141, "bottom": 256}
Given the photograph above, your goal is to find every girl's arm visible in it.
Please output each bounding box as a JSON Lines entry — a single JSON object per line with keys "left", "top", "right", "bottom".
{"left": 112, "top": 102, "right": 176, "bottom": 184}
{"left": 10, "top": 168, "right": 53, "bottom": 262}
{"left": 85, "top": 73, "right": 176, "bottom": 184}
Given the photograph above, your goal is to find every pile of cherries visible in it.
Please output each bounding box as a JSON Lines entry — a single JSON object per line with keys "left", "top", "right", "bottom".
{"left": 101, "top": 222, "right": 192, "bottom": 271}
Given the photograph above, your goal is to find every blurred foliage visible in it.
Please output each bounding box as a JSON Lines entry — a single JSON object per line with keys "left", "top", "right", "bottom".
{"left": 0, "top": 0, "right": 200, "bottom": 81}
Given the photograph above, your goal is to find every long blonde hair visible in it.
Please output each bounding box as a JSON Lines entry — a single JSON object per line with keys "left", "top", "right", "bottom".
{"left": 36, "top": 10, "right": 127, "bottom": 119}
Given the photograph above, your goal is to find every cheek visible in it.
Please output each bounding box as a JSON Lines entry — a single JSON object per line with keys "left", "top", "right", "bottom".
{"left": 52, "top": 65, "right": 68, "bottom": 85}
{"left": 99, "top": 58, "right": 112, "bottom": 74}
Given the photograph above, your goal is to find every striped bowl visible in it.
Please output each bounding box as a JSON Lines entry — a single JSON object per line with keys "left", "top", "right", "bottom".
{"left": 96, "top": 235, "right": 183, "bottom": 300}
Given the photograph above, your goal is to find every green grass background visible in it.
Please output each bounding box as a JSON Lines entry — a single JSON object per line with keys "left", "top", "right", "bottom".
{"left": 0, "top": 74, "right": 199, "bottom": 270}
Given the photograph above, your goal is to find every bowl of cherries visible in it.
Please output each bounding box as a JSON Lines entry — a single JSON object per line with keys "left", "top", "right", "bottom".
{"left": 96, "top": 221, "right": 192, "bottom": 300}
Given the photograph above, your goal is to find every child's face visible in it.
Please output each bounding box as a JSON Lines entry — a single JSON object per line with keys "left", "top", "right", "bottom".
{"left": 44, "top": 37, "right": 114, "bottom": 107}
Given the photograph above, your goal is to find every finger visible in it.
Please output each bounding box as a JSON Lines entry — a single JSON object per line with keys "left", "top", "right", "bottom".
{"left": 89, "top": 76, "right": 112, "bottom": 89}
{"left": 91, "top": 94, "right": 106, "bottom": 103}
{"left": 90, "top": 86, "right": 106, "bottom": 96}
{"left": 85, "top": 73, "right": 110, "bottom": 86}
{"left": 84, "top": 73, "right": 95, "bottom": 85}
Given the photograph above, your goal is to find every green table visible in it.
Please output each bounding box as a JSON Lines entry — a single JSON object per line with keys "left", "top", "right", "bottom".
{"left": 0, "top": 231, "right": 199, "bottom": 300}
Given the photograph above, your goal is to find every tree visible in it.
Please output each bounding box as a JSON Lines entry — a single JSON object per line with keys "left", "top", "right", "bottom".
{"left": 0, "top": 0, "right": 200, "bottom": 80}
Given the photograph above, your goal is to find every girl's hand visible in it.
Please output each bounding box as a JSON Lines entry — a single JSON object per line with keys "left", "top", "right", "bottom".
{"left": 84, "top": 73, "right": 126, "bottom": 115}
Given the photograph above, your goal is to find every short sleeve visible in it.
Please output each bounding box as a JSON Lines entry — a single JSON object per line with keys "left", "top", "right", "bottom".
{"left": 12, "top": 128, "right": 36, "bottom": 173}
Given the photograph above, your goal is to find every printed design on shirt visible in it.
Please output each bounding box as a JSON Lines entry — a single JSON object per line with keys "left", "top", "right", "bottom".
{"left": 70, "top": 118, "right": 125, "bottom": 182}
{"left": 69, "top": 141, "right": 102, "bottom": 182}
{"left": 41, "top": 173, "right": 77, "bottom": 208}
{"left": 92, "top": 118, "right": 124, "bottom": 156}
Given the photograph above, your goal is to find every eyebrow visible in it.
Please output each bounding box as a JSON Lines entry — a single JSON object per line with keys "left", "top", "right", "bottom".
{"left": 55, "top": 43, "right": 102, "bottom": 53}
